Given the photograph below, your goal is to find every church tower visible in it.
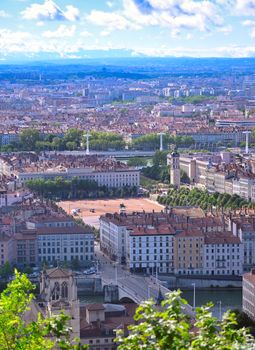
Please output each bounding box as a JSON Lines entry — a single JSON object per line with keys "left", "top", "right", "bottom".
{"left": 169, "top": 150, "right": 180, "bottom": 188}
{"left": 39, "top": 268, "right": 80, "bottom": 338}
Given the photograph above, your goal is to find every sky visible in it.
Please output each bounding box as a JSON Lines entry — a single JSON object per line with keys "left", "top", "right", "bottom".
{"left": 2, "top": 0, "right": 255, "bottom": 60}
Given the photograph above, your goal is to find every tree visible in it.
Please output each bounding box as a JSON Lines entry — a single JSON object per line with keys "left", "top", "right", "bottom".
{"left": 20, "top": 129, "right": 41, "bottom": 151}
{"left": 0, "top": 261, "right": 12, "bottom": 278}
{"left": 116, "top": 290, "right": 255, "bottom": 350}
{"left": 0, "top": 270, "right": 87, "bottom": 349}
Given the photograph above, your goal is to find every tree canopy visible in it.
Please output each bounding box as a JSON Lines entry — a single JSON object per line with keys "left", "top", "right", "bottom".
{"left": 116, "top": 290, "right": 255, "bottom": 350}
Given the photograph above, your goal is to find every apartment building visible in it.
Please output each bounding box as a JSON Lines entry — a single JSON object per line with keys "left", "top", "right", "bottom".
{"left": 174, "top": 230, "right": 204, "bottom": 275}
{"left": 230, "top": 216, "right": 255, "bottom": 272}
{"left": 203, "top": 232, "right": 243, "bottom": 276}
{"left": 37, "top": 226, "right": 94, "bottom": 264}
{"left": 243, "top": 269, "right": 255, "bottom": 321}
{"left": 100, "top": 214, "right": 129, "bottom": 263}
{"left": 0, "top": 233, "right": 15, "bottom": 266}
{"left": 15, "top": 230, "right": 37, "bottom": 266}
{"left": 129, "top": 225, "right": 175, "bottom": 273}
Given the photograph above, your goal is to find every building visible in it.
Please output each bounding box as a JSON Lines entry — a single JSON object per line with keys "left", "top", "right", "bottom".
{"left": 168, "top": 151, "right": 180, "bottom": 187}
{"left": 100, "top": 210, "right": 242, "bottom": 276}
{"left": 243, "top": 269, "right": 255, "bottom": 321}
{"left": 0, "top": 153, "right": 140, "bottom": 189}
{"left": 129, "top": 225, "right": 175, "bottom": 274}
{"left": 80, "top": 303, "right": 137, "bottom": 350}
{"left": 174, "top": 230, "right": 204, "bottom": 275}
{"left": 37, "top": 226, "right": 94, "bottom": 265}
{"left": 230, "top": 215, "right": 255, "bottom": 272}
{"left": 37, "top": 268, "right": 80, "bottom": 338}
{"left": 203, "top": 232, "right": 243, "bottom": 276}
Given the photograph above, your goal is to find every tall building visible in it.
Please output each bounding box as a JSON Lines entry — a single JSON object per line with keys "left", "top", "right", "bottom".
{"left": 168, "top": 151, "right": 180, "bottom": 187}
{"left": 243, "top": 269, "right": 255, "bottom": 321}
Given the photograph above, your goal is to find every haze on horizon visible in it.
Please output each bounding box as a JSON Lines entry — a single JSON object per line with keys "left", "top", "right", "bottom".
{"left": 1, "top": 0, "right": 255, "bottom": 61}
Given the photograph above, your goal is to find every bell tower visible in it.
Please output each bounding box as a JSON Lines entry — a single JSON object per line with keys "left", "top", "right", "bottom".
{"left": 169, "top": 150, "right": 180, "bottom": 188}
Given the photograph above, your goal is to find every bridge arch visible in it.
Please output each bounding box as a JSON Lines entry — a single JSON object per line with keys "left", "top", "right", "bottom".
{"left": 119, "top": 296, "right": 136, "bottom": 303}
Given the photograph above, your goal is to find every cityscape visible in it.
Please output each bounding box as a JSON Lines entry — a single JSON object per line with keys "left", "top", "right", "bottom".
{"left": 3, "top": 0, "right": 255, "bottom": 349}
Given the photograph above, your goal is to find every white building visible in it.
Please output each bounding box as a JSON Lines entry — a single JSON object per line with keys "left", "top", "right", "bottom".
{"left": 203, "top": 232, "right": 243, "bottom": 276}
{"left": 37, "top": 227, "right": 94, "bottom": 265}
{"left": 243, "top": 269, "right": 255, "bottom": 321}
{"left": 100, "top": 214, "right": 129, "bottom": 263}
{"left": 128, "top": 226, "right": 175, "bottom": 274}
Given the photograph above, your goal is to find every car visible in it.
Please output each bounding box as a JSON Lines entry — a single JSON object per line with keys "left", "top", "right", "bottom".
{"left": 83, "top": 267, "right": 96, "bottom": 275}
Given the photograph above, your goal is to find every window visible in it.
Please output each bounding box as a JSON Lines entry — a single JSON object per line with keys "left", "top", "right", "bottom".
{"left": 61, "top": 282, "right": 68, "bottom": 299}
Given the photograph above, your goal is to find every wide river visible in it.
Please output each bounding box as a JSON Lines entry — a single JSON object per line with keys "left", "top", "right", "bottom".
{"left": 79, "top": 288, "right": 242, "bottom": 319}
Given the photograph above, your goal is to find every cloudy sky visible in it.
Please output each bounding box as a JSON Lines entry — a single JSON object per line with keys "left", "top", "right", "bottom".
{"left": 2, "top": 0, "right": 255, "bottom": 59}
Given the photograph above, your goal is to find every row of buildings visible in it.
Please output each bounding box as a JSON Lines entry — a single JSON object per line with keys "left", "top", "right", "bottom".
{"left": 0, "top": 202, "right": 94, "bottom": 268}
{"left": 169, "top": 150, "right": 255, "bottom": 202}
{"left": 0, "top": 153, "right": 140, "bottom": 189}
{"left": 99, "top": 208, "right": 251, "bottom": 276}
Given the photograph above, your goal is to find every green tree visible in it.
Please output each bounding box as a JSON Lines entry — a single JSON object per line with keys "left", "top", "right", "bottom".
{"left": 20, "top": 129, "right": 41, "bottom": 151}
{"left": 0, "top": 270, "right": 87, "bottom": 349}
{"left": 0, "top": 261, "right": 12, "bottom": 278}
{"left": 116, "top": 290, "right": 254, "bottom": 350}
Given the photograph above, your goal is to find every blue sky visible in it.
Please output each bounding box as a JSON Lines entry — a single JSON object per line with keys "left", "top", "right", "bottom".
{"left": 2, "top": 0, "right": 255, "bottom": 59}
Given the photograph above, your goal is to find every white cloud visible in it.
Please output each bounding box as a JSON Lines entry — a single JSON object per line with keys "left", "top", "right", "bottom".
{"left": 235, "top": 0, "right": 255, "bottom": 16}
{"left": 21, "top": 0, "right": 79, "bottom": 21}
{"left": 80, "top": 30, "right": 92, "bottom": 38}
{"left": 42, "top": 24, "right": 76, "bottom": 38}
{"left": 87, "top": 0, "right": 224, "bottom": 36}
{"left": 217, "top": 25, "right": 232, "bottom": 35}
{"left": 107, "top": 1, "right": 114, "bottom": 8}
{"left": 0, "top": 10, "right": 10, "bottom": 18}
{"left": 87, "top": 10, "right": 141, "bottom": 34}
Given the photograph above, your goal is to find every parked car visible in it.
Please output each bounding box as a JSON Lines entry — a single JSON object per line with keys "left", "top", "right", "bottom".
{"left": 83, "top": 267, "right": 96, "bottom": 275}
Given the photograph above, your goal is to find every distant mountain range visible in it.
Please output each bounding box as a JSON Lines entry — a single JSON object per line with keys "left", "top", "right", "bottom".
{"left": 0, "top": 49, "right": 145, "bottom": 63}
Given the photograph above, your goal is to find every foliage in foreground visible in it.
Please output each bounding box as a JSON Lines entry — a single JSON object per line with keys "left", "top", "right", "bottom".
{"left": 158, "top": 187, "right": 255, "bottom": 210}
{"left": 116, "top": 290, "right": 255, "bottom": 350}
{"left": 0, "top": 270, "right": 87, "bottom": 350}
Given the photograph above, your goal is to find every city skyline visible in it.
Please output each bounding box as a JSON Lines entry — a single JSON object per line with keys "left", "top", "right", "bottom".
{"left": 2, "top": 0, "right": 255, "bottom": 60}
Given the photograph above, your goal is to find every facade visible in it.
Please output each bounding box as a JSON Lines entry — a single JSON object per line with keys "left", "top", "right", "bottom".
{"left": 17, "top": 168, "right": 140, "bottom": 189}
{"left": 174, "top": 230, "right": 204, "bottom": 275}
{"left": 37, "top": 226, "right": 94, "bottom": 265}
{"left": 230, "top": 216, "right": 255, "bottom": 272}
{"left": 129, "top": 226, "right": 175, "bottom": 273}
{"left": 100, "top": 211, "right": 241, "bottom": 276}
{"left": 243, "top": 269, "right": 255, "bottom": 321}
{"left": 38, "top": 268, "right": 80, "bottom": 338}
{"left": 203, "top": 232, "right": 243, "bottom": 276}
{"left": 15, "top": 230, "right": 37, "bottom": 266}
{"left": 100, "top": 215, "right": 128, "bottom": 263}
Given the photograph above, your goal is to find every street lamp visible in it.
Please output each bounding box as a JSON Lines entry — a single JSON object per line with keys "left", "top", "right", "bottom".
{"left": 191, "top": 283, "right": 196, "bottom": 310}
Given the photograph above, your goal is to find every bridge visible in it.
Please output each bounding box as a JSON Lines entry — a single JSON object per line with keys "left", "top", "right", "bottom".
{"left": 96, "top": 246, "right": 194, "bottom": 318}
{"left": 51, "top": 150, "right": 155, "bottom": 158}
